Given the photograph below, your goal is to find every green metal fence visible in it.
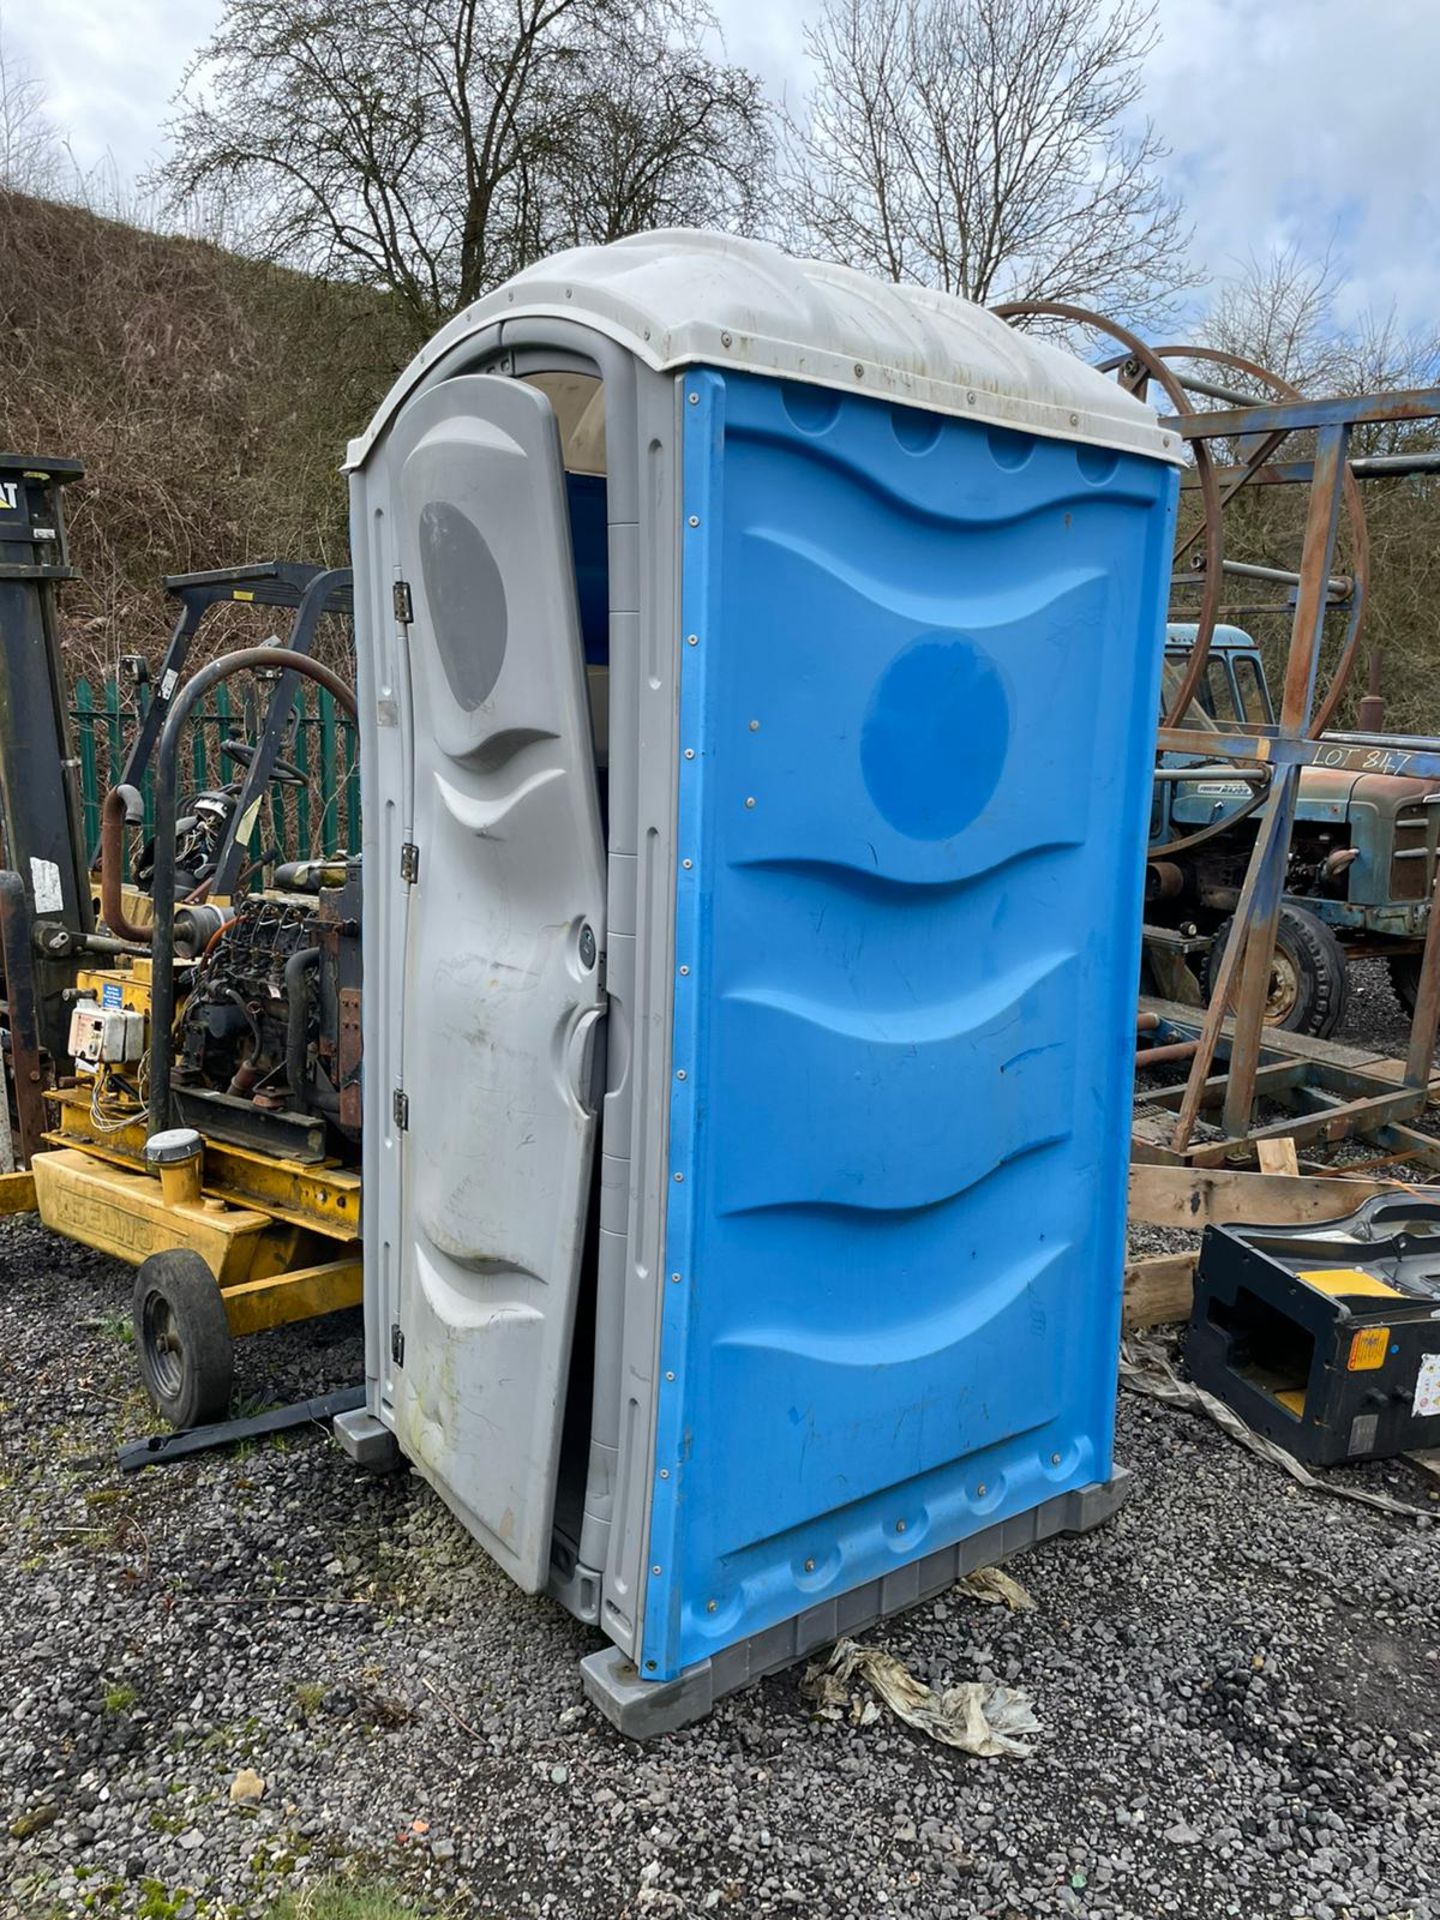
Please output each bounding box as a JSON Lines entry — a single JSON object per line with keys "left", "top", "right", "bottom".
{"left": 72, "top": 676, "right": 361, "bottom": 884}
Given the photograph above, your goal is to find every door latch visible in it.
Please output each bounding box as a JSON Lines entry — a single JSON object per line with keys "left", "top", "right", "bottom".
{"left": 400, "top": 841, "right": 420, "bottom": 885}
{"left": 392, "top": 1088, "right": 409, "bottom": 1131}
{"left": 390, "top": 1324, "right": 405, "bottom": 1367}
{"left": 392, "top": 579, "right": 413, "bottom": 625}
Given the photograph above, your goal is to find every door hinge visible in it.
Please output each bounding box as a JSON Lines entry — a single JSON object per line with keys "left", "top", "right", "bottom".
{"left": 392, "top": 579, "right": 413, "bottom": 625}
{"left": 392, "top": 1087, "right": 409, "bottom": 1131}
{"left": 399, "top": 841, "right": 420, "bottom": 885}
{"left": 390, "top": 1323, "right": 405, "bottom": 1367}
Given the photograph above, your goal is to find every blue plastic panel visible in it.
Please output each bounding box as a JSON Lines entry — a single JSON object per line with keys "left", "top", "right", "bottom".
{"left": 643, "top": 370, "right": 1177, "bottom": 1681}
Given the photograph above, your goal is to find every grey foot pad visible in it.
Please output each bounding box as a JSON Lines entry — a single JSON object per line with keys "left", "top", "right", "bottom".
{"left": 581, "top": 1469, "right": 1132, "bottom": 1741}
{"left": 333, "top": 1408, "right": 404, "bottom": 1472}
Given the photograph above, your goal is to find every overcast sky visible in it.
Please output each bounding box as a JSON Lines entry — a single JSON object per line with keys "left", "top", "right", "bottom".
{"left": 6, "top": 0, "right": 1438, "bottom": 332}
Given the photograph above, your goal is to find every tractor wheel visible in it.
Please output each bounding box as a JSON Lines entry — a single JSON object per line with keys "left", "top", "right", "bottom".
{"left": 1202, "top": 904, "right": 1349, "bottom": 1040}
{"left": 132, "top": 1249, "right": 234, "bottom": 1429}
{"left": 1389, "top": 954, "right": 1422, "bottom": 1018}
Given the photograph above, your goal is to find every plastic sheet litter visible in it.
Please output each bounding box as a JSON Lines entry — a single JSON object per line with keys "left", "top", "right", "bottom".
{"left": 801, "top": 1637, "right": 1041, "bottom": 1757}
{"left": 954, "top": 1566, "right": 1036, "bottom": 1611}
{"left": 1121, "top": 1334, "right": 1437, "bottom": 1522}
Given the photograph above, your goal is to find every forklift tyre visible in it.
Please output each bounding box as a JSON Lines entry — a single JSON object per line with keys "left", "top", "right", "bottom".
{"left": 1203, "top": 903, "right": 1349, "bottom": 1040}
{"left": 1389, "top": 954, "right": 1422, "bottom": 1018}
{"left": 133, "top": 1250, "right": 234, "bottom": 1430}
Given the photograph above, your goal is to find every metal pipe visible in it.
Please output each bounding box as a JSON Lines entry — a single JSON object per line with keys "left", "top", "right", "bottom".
{"left": 148, "top": 647, "right": 357, "bottom": 1135}
{"left": 1191, "top": 554, "right": 1351, "bottom": 597}
{"left": 100, "top": 787, "right": 151, "bottom": 943}
{"left": 1183, "top": 450, "right": 1440, "bottom": 487}
{"left": 1137, "top": 1040, "right": 1200, "bottom": 1069}
{"left": 1170, "top": 371, "right": 1265, "bottom": 409}
{"left": 284, "top": 944, "right": 336, "bottom": 1116}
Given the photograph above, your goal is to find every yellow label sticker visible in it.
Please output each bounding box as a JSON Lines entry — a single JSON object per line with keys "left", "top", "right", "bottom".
{"left": 232, "top": 589, "right": 255, "bottom": 601}
{"left": 1298, "top": 1266, "right": 1402, "bottom": 1300}
{"left": 1347, "top": 1326, "right": 1390, "bottom": 1372}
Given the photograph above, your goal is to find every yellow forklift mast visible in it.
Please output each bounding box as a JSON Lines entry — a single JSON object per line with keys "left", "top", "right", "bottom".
{"left": 0, "top": 478, "right": 364, "bottom": 1428}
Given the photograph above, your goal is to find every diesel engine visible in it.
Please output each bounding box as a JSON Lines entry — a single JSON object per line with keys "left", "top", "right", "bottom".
{"left": 172, "top": 859, "right": 361, "bottom": 1146}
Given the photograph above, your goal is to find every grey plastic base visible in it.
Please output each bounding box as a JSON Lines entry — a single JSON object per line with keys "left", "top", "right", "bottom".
{"left": 581, "top": 1468, "right": 1132, "bottom": 1741}
{"left": 333, "top": 1407, "right": 404, "bottom": 1472}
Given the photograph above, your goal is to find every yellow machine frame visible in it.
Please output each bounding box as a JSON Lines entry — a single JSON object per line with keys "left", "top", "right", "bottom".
{"left": 1, "top": 954, "right": 361, "bottom": 1347}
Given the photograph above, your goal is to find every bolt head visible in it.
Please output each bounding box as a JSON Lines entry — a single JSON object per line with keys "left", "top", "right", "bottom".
{"left": 688, "top": 515, "right": 700, "bottom": 527}
{"left": 977, "top": 1484, "right": 987, "bottom": 1497}
{"left": 744, "top": 796, "right": 756, "bottom": 809}
{"left": 706, "top": 1599, "right": 717, "bottom": 1613}
{"left": 895, "top": 1519, "right": 906, "bottom": 1533}
{"left": 804, "top": 1558, "right": 815, "bottom": 1572}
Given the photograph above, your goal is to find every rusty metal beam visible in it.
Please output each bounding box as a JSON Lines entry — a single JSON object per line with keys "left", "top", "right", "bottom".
{"left": 0, "top": 870, "right": 48, "bottom": 1164}
{"left": 1220, "top": 423, "right": 1351, "bottom": 1138}
{"left": 1172, "top": 386, "right": 1440, "bottom": 442}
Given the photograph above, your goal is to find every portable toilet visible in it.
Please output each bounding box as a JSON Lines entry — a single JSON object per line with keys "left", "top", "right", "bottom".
{"left": 340, "top": 232, "right": 1181, "bottom": 1736}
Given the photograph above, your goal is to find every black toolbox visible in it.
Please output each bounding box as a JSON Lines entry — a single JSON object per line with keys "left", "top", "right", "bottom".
{"left": 1188, "top": 1194, "right": 1440, "bottom": 1466}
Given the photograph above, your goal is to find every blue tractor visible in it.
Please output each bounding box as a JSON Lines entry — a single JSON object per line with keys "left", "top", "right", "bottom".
{"left": 1146, "top": 626, "right": 1440, "bottom": 1037}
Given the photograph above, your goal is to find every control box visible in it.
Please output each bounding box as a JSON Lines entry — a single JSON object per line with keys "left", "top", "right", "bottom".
{"left": 68, "top": 1000, "right": 146, "bottom": 1070}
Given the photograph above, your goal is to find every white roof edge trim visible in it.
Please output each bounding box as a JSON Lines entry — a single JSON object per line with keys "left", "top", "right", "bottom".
{"left": 346, "top": 231, "right": 1183, "bottom": 470}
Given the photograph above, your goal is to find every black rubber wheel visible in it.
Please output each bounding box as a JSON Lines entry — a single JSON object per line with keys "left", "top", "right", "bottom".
{"left": 1202, "top": 903, "right": 1349, "bottom": 1039}
{"left": 132, "top": 1249, "right": 234, "bottom": 1429}
{"left": 1389, "top": 954, "right": 1422, "bottom": 1018}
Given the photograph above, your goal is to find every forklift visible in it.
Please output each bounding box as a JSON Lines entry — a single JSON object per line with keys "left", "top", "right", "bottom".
{"left": 0, "top": 451, "right": 366, "bottom": 1427}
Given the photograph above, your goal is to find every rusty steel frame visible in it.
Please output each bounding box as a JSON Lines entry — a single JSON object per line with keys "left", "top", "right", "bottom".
{"left": 1133, "top": 380, "right": 1440, "bottom": 1162}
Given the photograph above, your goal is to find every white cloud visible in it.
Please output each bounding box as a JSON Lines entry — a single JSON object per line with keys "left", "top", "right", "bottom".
{"left": 1141, "top": 0, "right": 1440, "bottom": 329}
{"left": 6, "top": 0, "right": 220, "bottom": 182}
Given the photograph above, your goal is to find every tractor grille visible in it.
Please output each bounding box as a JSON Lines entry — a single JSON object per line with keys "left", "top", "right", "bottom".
{"left": 1390, "top": 804, "right": 1435, "bottom": 901}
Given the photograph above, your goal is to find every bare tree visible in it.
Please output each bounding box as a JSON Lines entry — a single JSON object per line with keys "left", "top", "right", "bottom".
{"left": 154, "top": 0, "right": 774, "bottom": 348}
{"left": 784, "top": 0, "right": 1194, "bottom": 321}
{"left": 0, "top": 10, "right": 60, "bottom": 194}
{"left": 534, "top": 20, "right": 772, "bottom": 251}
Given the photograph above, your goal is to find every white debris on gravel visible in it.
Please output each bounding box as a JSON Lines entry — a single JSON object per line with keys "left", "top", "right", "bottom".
{"left": 2, "top": 964, "right": 1437, "bottom": 1918}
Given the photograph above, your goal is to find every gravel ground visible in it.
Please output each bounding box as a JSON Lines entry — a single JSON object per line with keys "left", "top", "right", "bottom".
{"left": 4, "top": 965, "right": 1439, "bottom": 1920}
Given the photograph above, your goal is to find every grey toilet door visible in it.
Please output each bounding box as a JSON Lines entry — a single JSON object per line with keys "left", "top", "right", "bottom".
{"left": 388, "top": 373, "right": 607, "bottom": 1591}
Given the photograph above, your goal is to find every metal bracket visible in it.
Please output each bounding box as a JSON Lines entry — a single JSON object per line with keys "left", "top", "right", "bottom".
{"left": 393, "top": 1087, "right": 409, "bottom": 1131}
{"left": 117, "top": 1385, "right": 365, "bottom": 1471}
{"left": 393, "top": 580, "right": 413, "bottom": 625}
{"left": 400, "top": 841, "right": 420, "bottom": 885}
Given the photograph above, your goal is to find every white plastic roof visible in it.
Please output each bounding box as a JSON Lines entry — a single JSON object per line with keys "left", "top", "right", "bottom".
{"left": 347, "top": 230, "right": 1181, "bottom": 468}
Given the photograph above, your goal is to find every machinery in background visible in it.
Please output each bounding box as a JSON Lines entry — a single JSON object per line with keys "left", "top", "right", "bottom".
{"left": 0, "top": 453, "right": 365, "bottom": 1427}
{"left": 1190, "top": 1194, "right": 1440, "bottom": 1466}
{"left": 1145, "top": 624, "right": 1440, "bottom": 1038}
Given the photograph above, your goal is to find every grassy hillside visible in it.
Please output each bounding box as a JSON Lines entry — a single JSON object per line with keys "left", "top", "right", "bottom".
{"left": 0, "top": 189, "right": 408, "bottom": 684}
